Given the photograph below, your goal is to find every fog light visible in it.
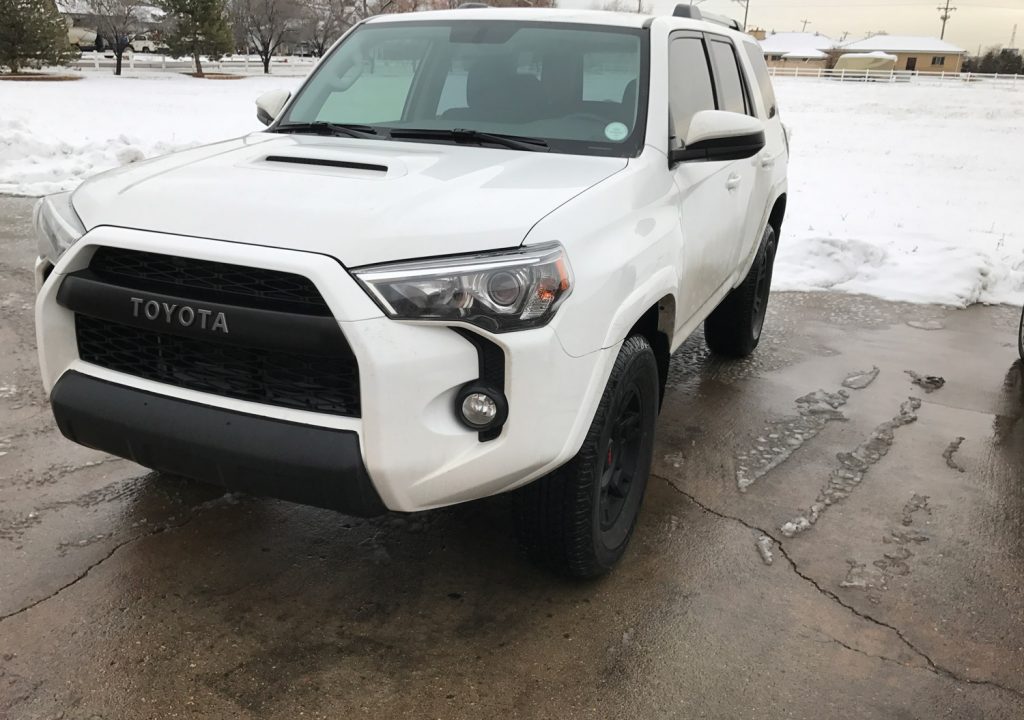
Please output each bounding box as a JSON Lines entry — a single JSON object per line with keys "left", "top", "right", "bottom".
{"left": 462, "top": 393, "right": 497, "bottom": 426}
{"left": 455, "top": 383, "right": 508, "bottom": 432}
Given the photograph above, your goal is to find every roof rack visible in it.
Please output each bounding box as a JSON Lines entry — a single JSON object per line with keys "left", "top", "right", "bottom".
{"left": 457, "top": 3, "right": 490, "bottom": 8}
{"left": 672, "top": 5, "right": 701, "bottom": 19}
{"left": 672, "top": 4, "right": 743, "bottom": 32}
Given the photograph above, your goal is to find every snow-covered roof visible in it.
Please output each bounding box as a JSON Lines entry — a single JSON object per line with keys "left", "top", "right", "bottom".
{"left": 58, "top": 0, "right": 164, "bottom": 21}
{"left": 841, "top": 35, "right": 965, "bottom": 54}
{"left": 783, "top": 49, "right": 828, "bottom": 60}
{"left": 759, "top": 32, "right": 836, "bottom": 55}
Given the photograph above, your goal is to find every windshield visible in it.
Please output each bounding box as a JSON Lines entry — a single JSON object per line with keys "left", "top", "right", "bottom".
{"left": 279, "top": 20, "right": 648, "bottom": 157}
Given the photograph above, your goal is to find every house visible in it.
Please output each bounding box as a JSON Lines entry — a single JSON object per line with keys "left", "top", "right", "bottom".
{"left": 840, "top": 35, "right": 966, "bottom": 73}
{"left": 757, "top": 32, "right": 837, "bottom": 69}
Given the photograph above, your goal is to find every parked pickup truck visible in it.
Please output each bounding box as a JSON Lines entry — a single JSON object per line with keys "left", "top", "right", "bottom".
{"left": 34, "top": 5, "right": 788, "bottom": 577}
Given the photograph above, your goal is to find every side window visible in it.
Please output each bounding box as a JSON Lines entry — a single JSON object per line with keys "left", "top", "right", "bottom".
{"left": 668, "top": 36, "right": 716, "bottom": 142}
{"left": 708, "top": 40, "right": 749, "bottom": 115}
{"left": 742, "top": 41, "right": 777, "bottom": 118}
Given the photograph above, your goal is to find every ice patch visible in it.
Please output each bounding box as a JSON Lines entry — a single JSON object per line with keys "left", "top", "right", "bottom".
{"left": 781, "top": 397, "right": 922, "bottom": 537}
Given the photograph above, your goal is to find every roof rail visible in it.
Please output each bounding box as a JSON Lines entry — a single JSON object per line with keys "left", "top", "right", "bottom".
{"left": 702, "top": 11, "right": 743, "bottom": 31}
{"left": 672, "top": 4, "right": 701, "bottom": 19}
{"left": 673, "top": 4, "right": 743, "bottom": 32}
{"left": 457, "top": 2, "right": 489, "bottom": 7}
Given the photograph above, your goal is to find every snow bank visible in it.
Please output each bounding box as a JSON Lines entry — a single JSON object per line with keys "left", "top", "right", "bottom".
{"left": 773, "top": 78, "right": 1024, "bottom": 306}
{"left": 1, "top": 73, "right": 1023, "bottom": 307}
{"left": 0, "top": 74, "right": 302, "bottom": 197}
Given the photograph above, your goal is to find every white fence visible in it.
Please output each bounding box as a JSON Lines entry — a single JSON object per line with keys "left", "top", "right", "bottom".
{"left": 768, "top": 66, "right": 1022, "bottom": 87}
{"left": 70, "top": 51, "right": 318, "bottom": 77}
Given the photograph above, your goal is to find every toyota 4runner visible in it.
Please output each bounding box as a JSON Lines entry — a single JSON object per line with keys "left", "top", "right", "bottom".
{"left": 34, "top": 5, "right": 788, "bottom": 577}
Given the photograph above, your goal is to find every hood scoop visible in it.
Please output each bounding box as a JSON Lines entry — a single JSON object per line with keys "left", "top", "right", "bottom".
{"left": 263, "top": 155, "right": 389, "bottom": 175}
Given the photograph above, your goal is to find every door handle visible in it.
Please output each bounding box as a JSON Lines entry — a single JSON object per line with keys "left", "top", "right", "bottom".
{"left": 760, "top": 156, "right": 775, "bottom": 169}
{"left": 726, "top": 174, "right": 742, "bottom": 190}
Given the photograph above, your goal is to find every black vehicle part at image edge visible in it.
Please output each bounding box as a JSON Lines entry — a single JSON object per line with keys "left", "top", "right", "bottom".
{"left": 704, "top": 223, "right": 778, "bottom": 358}
{"left": 516, "top": 334, "right": 659, "bottom": 578}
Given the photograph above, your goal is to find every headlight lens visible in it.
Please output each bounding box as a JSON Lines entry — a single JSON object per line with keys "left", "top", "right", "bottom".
{"left": 34, "top": 192, "right": 86, "bottom": 264}
{"left": 353, "top": 243, "right": 572, "bottom": 332}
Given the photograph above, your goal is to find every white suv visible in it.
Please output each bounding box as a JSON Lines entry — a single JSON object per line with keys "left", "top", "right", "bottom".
{"left": 33, "top": 6, "right": 787, "bottom": 577}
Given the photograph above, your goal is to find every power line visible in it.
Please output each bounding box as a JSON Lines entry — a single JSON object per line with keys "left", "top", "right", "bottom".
{"left": 937, "top": 0, "right": 957, "bottom": 39}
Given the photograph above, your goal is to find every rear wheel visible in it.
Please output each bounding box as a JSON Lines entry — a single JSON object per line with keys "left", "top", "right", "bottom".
{"left": 516, "top": 335, "right": 659, "bottom": 578}
{"left": 704, "top": 223, "right": 777, "bottom": 358}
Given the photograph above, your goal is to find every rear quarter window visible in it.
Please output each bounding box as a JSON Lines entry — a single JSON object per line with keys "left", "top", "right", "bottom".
{"left": 742, "top": 41, "right": 778, "bottom": 118}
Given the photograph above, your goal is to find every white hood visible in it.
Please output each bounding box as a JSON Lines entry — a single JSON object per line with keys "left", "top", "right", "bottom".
{"left": 71, "top": 133, "right": 627, "bottom": 267}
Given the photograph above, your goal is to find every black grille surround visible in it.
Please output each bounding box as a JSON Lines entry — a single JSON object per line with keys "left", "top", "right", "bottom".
{"left": 62, "top": 248, "right": 360, "bottom": 417}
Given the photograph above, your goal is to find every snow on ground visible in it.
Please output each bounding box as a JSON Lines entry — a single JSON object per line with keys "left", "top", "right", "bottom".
{"left": 774, "top": 77, "right": 1024, "bottom": 306}
{"left": 1, "top": 73, "right": 1022, "bottom": 306}
{"left": 0, "top": 74, "right": 304, "bottom": 197}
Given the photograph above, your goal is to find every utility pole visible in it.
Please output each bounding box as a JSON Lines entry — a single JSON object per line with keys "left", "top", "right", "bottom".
{"left": 800, "top": 18, "right": 811, "bottom": 32}
{"left": 1010, "top": 24, "right": 1017, "bottom": 49}
{"left": 937, "top": 0, "right": 956, "bottom": 40}
{"left": 840, "top": 30, "right": 850, "bottom": 42}
{"left": 731, "top": 0, "right": 750, "bottom": 31}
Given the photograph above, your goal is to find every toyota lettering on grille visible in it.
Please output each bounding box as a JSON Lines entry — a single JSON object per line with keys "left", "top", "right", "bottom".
{"left": 130, "top": 297, "right": 229, "bottom": 334}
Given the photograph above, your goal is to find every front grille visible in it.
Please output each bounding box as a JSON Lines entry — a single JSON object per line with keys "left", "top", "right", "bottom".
{"left": 69, "top": 248, "right": 360, "bottom": 417}
{"left": 76, "top": 315, "right": 360, "bottom": 416}
{"left": 90, "top": 247, "right": 330, "bottom": 315}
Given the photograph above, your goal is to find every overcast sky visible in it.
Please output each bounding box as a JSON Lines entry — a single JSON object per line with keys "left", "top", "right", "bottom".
{"left": 557, "top": 0, "right": 1024, "bottom": 52}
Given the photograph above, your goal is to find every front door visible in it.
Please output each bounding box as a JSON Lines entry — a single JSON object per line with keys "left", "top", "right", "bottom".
{"left": 906, "top": 57, "right": 917, "bottom": 71}
{"left": 668, "top": 33, "right": 751, "bottom": 327}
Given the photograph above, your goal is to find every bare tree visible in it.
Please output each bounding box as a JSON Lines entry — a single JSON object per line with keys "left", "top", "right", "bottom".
{"left": 241, "top": 0, "right": 299, "bottom": 73}
{"left": 86, "top": 0, "right": 145, "bottom": 75}
{"left": 600, "top": 0, "right": 649, "bottom": 12}
{"left": 300, "top": 0, "right": 345, "bottom": 57}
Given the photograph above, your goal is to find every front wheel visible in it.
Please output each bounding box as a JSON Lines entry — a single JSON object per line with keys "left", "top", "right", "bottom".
{"left": 516, "top": 335, "right": 659, "bottom": 578}
{"left": 704, "top": 223, "right": 778, "bottom": 358}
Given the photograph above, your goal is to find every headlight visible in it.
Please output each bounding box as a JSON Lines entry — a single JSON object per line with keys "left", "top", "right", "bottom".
{"left": 34, "top": 192, "right": 86, "bottom": 264}
{"left": 353, "top": 243, "right": 572, "bottom": 332}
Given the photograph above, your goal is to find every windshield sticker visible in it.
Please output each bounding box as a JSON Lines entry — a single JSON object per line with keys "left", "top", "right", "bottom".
{"left": 604, "top": 122, "right": 629, "bottom": 142}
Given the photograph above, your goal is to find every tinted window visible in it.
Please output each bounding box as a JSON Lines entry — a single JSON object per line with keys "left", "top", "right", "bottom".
{"left": 708, "top": 40, "right": 748, "bottom": 115}
{"left": 668, "top": 36, "right": 715, "bottom": 142}
{"left": 742, "top": 41, "right": 777, "bottom": 118}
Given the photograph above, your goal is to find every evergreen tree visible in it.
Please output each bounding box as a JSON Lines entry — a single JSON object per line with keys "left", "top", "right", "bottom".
{"left": 160, "top": 0, "right": 233, "bottom": 77}
{"left": 0, "top": 0, "right": 76, "bottom": 74}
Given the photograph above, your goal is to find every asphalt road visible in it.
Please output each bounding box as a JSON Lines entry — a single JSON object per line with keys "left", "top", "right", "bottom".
{"left": 1, "top": 194, "right": 1022, "bottom": 719}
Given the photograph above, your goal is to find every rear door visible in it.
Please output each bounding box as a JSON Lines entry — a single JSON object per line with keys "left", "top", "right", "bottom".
{"left": 739, "top": 40, "right": 786, "bottom": 264}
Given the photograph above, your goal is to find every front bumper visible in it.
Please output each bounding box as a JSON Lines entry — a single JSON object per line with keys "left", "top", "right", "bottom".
{"left": 51, "top": 370, "right": 386, "bottom": 516}
{"left": 36, "top": 227, "right": 618, "bottom": 513}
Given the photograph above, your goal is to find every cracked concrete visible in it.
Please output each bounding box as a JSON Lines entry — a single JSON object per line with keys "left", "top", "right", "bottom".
{"left": 3, "top": 194, "right": 1024, "bottom": 719}
{"left": 657, "top": 474, "right": 1024, "bottom": 703}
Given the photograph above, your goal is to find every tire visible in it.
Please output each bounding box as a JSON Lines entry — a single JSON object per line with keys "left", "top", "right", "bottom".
{"left": 704, "top": 223, "right": 778, "bottom": 358}
{"left": 516, "top": 335, "right": 659, "bottom": 578}
{"left": 1018, "top": 306, "right": 1023, "bottom": 361}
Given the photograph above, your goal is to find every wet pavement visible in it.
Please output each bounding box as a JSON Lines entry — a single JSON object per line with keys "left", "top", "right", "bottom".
{"left": 1, "top": 194, "right": 1022, "bottom": 719}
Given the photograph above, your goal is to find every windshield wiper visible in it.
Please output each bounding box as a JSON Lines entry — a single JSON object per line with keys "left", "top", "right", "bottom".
{"left": 273, "top": 122, "right": 382, "bottom": 140}
{"left": 388, "top": 128, "right": 549, "bottom": 152}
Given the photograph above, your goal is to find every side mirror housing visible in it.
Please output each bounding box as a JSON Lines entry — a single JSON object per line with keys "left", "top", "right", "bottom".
{"left": 255, "top": 89, "right": 292, "bottom": 126}
{"left": 670, "top": 110, "right": 766, "bottom": 164}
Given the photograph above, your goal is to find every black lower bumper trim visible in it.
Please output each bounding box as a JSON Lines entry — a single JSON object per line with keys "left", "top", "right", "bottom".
{"left": 50, "top": 371, "right": 386, "bottom": 517}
